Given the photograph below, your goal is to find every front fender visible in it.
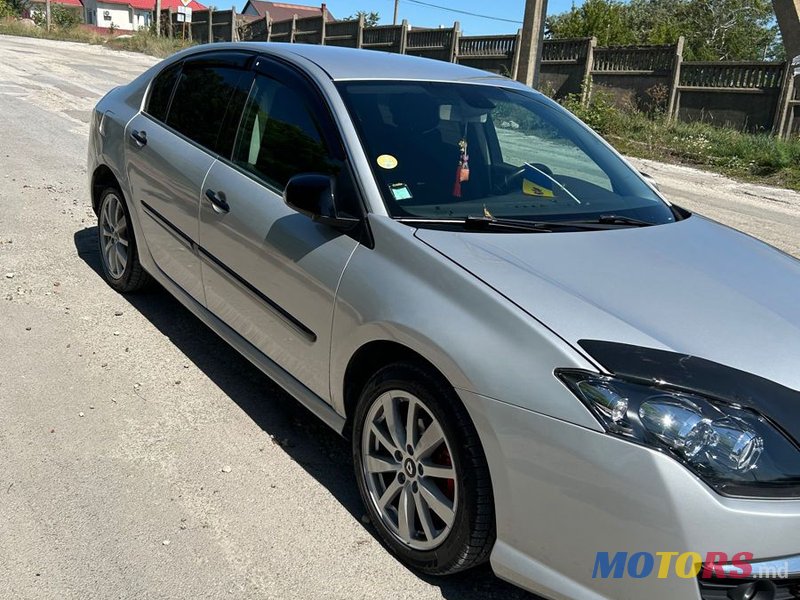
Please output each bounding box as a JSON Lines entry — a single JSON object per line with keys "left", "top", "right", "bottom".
{"left": 330, "top": 215, "right": 602, "bottom": 430}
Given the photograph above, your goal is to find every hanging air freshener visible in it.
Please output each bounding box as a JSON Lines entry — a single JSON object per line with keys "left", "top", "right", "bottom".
{"left": 452, "top": 134, "right": 470, "bottom": 198}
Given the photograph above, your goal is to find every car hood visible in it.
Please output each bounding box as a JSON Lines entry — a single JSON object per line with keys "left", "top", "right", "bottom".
{"left": 414, "top": 215, "right": 800, "bottom": 392}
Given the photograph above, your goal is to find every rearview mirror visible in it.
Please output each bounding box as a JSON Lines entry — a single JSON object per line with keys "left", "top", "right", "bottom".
{"left": 283, "top": 174, "right": 360, "bottom": 230}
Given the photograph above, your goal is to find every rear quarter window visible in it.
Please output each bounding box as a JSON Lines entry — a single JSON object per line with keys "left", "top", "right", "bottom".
{"left": 145, "top": 62, "right": 181, "bottom": 122}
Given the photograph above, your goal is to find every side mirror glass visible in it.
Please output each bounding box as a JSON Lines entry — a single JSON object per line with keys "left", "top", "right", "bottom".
{"left": 283, "top": 173, "right": 359, "bottom": 230}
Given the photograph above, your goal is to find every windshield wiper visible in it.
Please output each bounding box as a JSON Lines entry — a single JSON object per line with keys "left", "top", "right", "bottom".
{"left": 570, "top": 215, "right": 655, "bottom": 227}
{"left": 395, "top": 214, "right": 654, "bottom": 232}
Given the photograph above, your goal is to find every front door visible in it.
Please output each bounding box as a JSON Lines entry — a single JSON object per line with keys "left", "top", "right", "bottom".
{"left": 199, "top": 60, "right": 361, "bottom": 401}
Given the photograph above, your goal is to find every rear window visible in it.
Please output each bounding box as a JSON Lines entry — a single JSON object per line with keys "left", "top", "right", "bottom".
{"left": 165, "top": 64, "right": 251, "bottom": 154}
{"left": 145, "top": 62, "right": 180, "bottom": 122}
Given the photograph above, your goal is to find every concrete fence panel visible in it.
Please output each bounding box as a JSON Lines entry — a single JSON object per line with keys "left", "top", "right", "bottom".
{"left": 539, "top": 37, "right": 593, "bottom": 99}
{"left": 590, "top": 44, "right": 678, "bottom": 112}
{"left": 677, "top": 61, "right": 786, "bottom": 132}
{"left": 456, "top": 34, "right": 518, "bottom": 77}
{"left": 406, "top": 26, "right": 457, "bottom": 62}
{"left": 324, "top": 18, "right": 361, "bottom": 48}
{"left": 361, "top": 23, "right": 405, "bottom": 53}
{"left": 293, "top": 15, "right": 324, "bottom": 45}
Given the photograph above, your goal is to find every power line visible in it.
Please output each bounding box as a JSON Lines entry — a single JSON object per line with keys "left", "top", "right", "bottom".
{"left": 401, "top": 0, "right": 523, "bottom": 24}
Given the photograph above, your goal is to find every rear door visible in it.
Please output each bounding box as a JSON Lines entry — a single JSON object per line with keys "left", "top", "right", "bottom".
{"left": 198, "top": 57, "right": 362, "bottom": 401}
{"left": 126, "top": 51, "right": 254, "bottom": 301}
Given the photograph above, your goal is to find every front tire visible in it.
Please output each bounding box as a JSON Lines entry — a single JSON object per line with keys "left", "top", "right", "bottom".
{"left": 352, "top": 362, "right": 495, "bottom": 575}
{"left": 97, "top": 187, "right": 150, "bottom": 293}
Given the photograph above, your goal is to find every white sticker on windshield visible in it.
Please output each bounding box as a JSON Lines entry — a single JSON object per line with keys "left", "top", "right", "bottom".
{"left": 389, "top": 184, "right": 412, "bottom": 201}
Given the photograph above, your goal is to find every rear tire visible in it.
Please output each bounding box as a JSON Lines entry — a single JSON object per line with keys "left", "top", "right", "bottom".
{"left": 97, "top": 187, "right": 150, "bottom": 293}
{"left": 352, "top": 362, "right": 495, "bottom": 575}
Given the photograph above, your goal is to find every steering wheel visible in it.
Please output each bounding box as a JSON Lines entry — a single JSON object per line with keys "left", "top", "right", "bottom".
{"left": 503, "top": 163, "right": 554, "bottom": 194}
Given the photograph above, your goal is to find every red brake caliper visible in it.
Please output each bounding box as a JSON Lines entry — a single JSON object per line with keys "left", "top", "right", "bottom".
{"left": 434, "top": 445, "right": 456, "bottom": 500}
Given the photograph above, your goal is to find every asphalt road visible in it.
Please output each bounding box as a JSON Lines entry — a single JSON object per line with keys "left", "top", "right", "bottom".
{"left": 1, "top": 35, "right": 799, "bottom": 600}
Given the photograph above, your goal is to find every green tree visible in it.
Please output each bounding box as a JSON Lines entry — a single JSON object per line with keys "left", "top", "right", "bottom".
{"left": 51, "top": 4, "right": 81, "bottom": 28}
{"left": 345, "top": 10, "right": 379, "bottom": 26}
{"left": 547, "top": 0, "right": 783, "bottom": 60}
{"left": 546, "top": 0, "right": 636, "bottom": 46}
{"left": 0, "top": 0, "right": 30, "bottom": 17}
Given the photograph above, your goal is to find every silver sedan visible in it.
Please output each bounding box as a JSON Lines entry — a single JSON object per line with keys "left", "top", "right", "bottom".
{"left": 88, "top": 43, "right": 800, "bottom": 600}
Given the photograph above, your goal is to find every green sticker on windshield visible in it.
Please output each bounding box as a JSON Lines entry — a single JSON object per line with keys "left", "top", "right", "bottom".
{"left": 389, "top": 183, "right": 413, "bottom": 201}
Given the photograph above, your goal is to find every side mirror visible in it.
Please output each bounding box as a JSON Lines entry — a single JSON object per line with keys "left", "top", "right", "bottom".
{"left": 283, "top": 173, "right": 359, "bottom": 230}
{"left": 640, "top": 171, "right": 661, "bottom": 192}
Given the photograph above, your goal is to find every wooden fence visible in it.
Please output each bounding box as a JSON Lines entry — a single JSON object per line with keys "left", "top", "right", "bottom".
{"left": 162, "top": 8, "right": 799, "bottom": 139}
{"left": 158, "top": 8, "right": 236, "bottom": 44}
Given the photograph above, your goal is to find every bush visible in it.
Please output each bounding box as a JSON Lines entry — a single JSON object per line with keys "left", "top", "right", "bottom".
{"left": 52, "top": 4, "right": 80, "bottom": 28}
{"left": 561, "top": 89, "right": 625, "bottom": 136}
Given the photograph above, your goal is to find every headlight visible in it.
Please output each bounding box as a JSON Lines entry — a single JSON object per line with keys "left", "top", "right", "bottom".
{"left": 557, "top": 370, "right": 800, "bottom": 498}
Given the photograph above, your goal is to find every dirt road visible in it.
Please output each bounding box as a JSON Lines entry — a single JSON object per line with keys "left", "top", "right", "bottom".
{"left": 1, "top": 35, "right": 799, "bottom": 600}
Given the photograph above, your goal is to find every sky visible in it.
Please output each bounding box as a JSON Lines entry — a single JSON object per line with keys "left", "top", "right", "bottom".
{"left": 230, "top": 1, "right": 579, "bottom": 35}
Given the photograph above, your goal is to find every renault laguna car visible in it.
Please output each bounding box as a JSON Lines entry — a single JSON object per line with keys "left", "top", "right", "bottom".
{"left": 88, "top": 43, "right": 800, "bottom": 599}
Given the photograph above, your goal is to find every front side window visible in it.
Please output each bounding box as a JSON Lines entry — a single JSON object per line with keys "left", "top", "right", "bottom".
{"left": 232, "top": 74, "right": 335, "bottom": 190}
{"left": 337, "top": 81, "right": 676, "bottom": 226}
{"left": 166, "top": 64, "right": 251, "bottom": 154}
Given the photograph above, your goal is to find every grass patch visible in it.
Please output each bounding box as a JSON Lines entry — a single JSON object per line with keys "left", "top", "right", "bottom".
{"left": 107, "top": 31, "right": 194, "bottom": 58}
{"left": 0, "top": 19, "right": 106, "bottom": 44}
{"left": 562, "top": 92, "right": 800, "bottom": 191}
{"left": 0, "top": 20, "right": 193, "bottom": 58}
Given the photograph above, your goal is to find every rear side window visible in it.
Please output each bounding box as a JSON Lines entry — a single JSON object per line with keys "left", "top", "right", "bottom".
{"left": 146, "top": 62, "right": 181, "bottom": 122}
{"left": 166, "top": 64, "right": 251, "bottom": 154}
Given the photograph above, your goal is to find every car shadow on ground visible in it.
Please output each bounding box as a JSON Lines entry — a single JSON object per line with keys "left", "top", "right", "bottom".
{"left": 75, "top": 226, "right": 540, "bottom": 600}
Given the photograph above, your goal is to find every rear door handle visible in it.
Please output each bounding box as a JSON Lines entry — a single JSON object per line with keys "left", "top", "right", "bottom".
{"left": 205, "top": 189, "right": 230, "bottom": 213}
{"left": 130, "top": 130, "right": 147, "bottom": 147}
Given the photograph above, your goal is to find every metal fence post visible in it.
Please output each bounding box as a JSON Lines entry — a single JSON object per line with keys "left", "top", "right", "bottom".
{"left": 289, "top": 14, "right": 297, "bottom": 43}
{"left": 667, "top": 36, "right": 684, "bottom": 121}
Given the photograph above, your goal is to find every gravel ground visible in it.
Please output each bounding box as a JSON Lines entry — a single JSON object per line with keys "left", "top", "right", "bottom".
{"left": 1, "top": 35, "right": 799, "bottom": 600}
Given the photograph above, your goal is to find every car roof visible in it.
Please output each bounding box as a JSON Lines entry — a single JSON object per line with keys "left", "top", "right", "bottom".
{"left": 178, "top": 42, "right": 527, "bottom": 87}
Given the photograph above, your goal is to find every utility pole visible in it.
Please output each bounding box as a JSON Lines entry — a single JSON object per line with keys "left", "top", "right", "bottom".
{"left": 155, "top": 0, "right": 162, "bottom": 36}
{"left": 45, "top": 0, "right": 51, "bottom": 31}
{"left": 393, "top": 0, "right": 399, "bottom": 25}
{"left": 516, "top": 0, "right": 549, "bottom": 88}
{"left": 773, "top": 0, "right": 800, "bottom": 61}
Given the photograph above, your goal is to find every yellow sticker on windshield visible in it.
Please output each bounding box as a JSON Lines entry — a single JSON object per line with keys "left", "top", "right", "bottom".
{"left": 522, "top": 178, "right": 555, "bottom": 198}
{"left": 377, "top": 154, "right": 398, "bottom": 170}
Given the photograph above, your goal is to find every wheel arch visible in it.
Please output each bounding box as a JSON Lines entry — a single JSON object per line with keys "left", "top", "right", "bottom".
{"left": 91, "top": 164, "right": 123, "bottom": 216}
{"left": 341, "top": 339, "right": 462, "bottom": 438}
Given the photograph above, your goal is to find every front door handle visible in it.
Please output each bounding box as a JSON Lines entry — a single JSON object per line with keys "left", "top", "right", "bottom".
{"left": 205, "top": 189, "right": 230, "bottom": 213}
{"left": 130, "top": 129, "right": 147, "bottom": 147}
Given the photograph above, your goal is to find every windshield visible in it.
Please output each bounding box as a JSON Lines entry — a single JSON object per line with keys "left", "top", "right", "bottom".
{"left": 336, "top": 81, "right": 677, "bottom": 226}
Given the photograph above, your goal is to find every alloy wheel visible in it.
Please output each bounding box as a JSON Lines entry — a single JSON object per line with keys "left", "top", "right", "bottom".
{"left": 100, "top": 192, "right": 129, "bottom": 280}
{"left": 361, "top": 390, "right": 458, "bottom": 551}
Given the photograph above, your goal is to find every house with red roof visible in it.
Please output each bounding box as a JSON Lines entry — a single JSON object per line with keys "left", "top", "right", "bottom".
{"left": 82, "top": 0, "right": 206, "bottom": 30}
{"left": 240, "top": 1, "right": 334, "bottom": 22}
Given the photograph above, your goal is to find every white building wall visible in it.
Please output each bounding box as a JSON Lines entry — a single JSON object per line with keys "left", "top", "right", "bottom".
{"left": 95, "top": 1, "right": 136, "bottom": 30}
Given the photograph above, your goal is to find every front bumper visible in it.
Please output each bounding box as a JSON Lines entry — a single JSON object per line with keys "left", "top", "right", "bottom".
{"left": 457, "top": 389, "right": 800, "bottom": 600}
